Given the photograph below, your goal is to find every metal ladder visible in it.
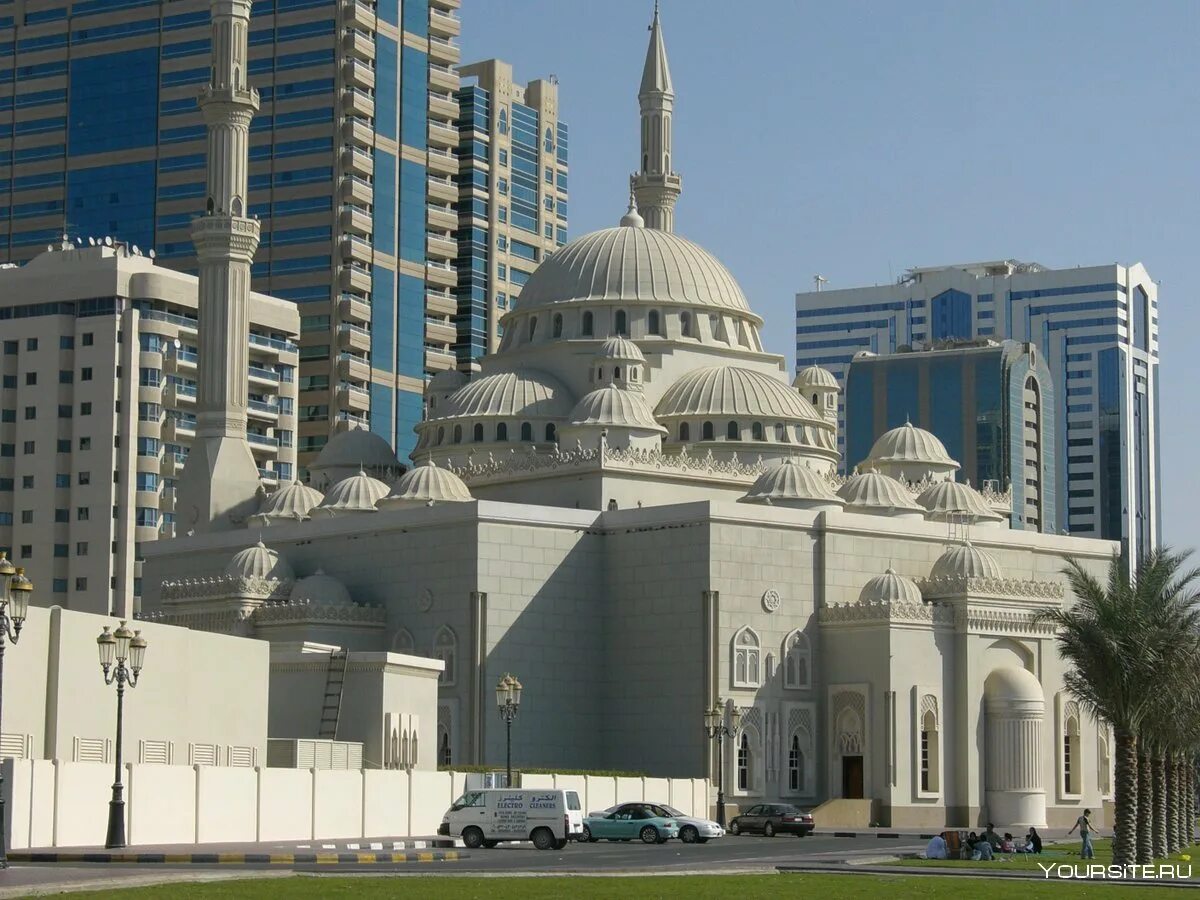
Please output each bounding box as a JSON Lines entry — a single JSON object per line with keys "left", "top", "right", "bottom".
{"left": 318, "top": 649, "right": 349, "bottom": 740}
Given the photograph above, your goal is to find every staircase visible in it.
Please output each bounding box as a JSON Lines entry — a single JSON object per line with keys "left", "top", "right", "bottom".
{"left": 318, "top": 649, "right": 349, "bottom": 740}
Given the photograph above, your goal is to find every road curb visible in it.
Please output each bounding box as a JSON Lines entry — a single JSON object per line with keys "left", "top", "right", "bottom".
{"left": 8, "top": 850, "right": 467, "bottom": 866}
{"left": 818, "top": 831, "right": 938, "bottom": 840}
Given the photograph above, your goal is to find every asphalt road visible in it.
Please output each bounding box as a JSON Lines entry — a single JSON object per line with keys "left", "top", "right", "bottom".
{"left": 0, "top": 834, "right": 923, "bottom": 895}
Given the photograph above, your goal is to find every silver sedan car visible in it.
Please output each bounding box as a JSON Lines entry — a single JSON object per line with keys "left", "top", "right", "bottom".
{"left": 590, "top": 803, "right": 724, "bottom": 844}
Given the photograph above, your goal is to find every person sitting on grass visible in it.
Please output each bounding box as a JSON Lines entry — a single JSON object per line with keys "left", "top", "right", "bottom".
{"left": 1025, "top": 826, "right": 1043, "bottom": 854}
{"left": 983, "top": 823, "right": 1002, "bottom": 851}
{"left": 925, "top": 832, "right": 948, "bottom": 859}
{"left": 972, "top": 834, "right": 995, "bottom": 861}
{"left": 1001, "top": 833, "right": 1016, "bottom": 853}
{"left": 961, "top": 832, "right": 979, "bottom": 860}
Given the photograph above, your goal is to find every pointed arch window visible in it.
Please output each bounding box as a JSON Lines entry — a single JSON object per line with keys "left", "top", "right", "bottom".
{"left": 737, "top": 732, "right": 751, "bottom": 790}
{"left": 782, "top": 631, "right": 811, "bottom": 689}
{"left": 552, "top": 314, "right": 563, "bottom": 338}
{"left": 438, "top": 727, "right": 452, "bottom": 766}
{"left": 498, "top": 107, "right": 508, "bottom": 135}
{"left": 544, "top": 126, "right": 554, "bottom": 152}
{"left": 433, "top": 626, "right": 457, "bottom": 686}
{"left": 1062, "top": 702, "right": 1081, "bottom": 795}
{"left": 582, "top": 311, "right": 594, "bottom": 336}
{"left": 732, "top": 626, "right": 761, "bottom": 688}
{"left": 788, "top": 733, "right": 807, "bottom": 793}
{"left": 392, "top": 628, "right": 415, "bottom": 653}
{"left": 520, "top": 422, "right": 532, "bottom": 441}
{"left": 920, "top": 708, "right": 940, "bottom": 793}
{"left": 679, "top": 422, "right": 690, "bottom": 442}
{"left": 496, "top": 422, "right": 508, "bottom": 442}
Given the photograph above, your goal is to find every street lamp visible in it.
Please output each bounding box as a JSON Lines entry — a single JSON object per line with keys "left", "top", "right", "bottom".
{"left": 495, "top": 673, "right": 522, "bottom": 788}
{"left": 0, "top": 553, "right": 32, "bottom": 868}
{"left": 703, "top": 702, "right": 742, "bottom": 827}
{"left": 97, "top": 620, "right": 148, "bottom": 850}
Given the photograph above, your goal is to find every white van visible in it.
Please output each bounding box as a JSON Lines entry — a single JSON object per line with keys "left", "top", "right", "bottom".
{"left": 439, "top": 788, "right": 584, "bottom": 850}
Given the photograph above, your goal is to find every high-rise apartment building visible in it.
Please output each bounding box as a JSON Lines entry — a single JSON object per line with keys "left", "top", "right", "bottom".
{"left": 454, "top": 59, "right": 567, "bottom": 365}
{"left": 796, "top": 260, "right": 1158, "bottom": 559}
{"left": 844, "top": 339, "right": 1057, "bottom": 532}
{"left": 0, "top": 240, "right": 299, "bottom": 617}
{"left": 0, "top": 0, "right": 460, "bottom": 467}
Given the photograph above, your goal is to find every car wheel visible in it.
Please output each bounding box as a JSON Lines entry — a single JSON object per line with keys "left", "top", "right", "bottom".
{"left": 462, "top": 827, "right": 485, "bottom": 849}
{"left": 697, "top": 838, "right": 709, "bottom": 844}
{"left": 531, "top": 827, "right": 555, "bottom": 851}
{"left": 582, "top": 825, "right": 598, "bottom": 843}
{"left": 640, "top": 825, "right": 660, "bottom": 844}
{"left": 554, "top": 839, "right": 568, "bottom": 850}
{"left": 482, "top": 840, "right": 499, "bottom": 848}
{"left": 679, "top": 825, "right": 699, "bottom": 844}
{"left": 764, "top": 822, "right": 776, "bottom": 837}
{"left": 729, "top": 821, "right": 741, "bottom": 835}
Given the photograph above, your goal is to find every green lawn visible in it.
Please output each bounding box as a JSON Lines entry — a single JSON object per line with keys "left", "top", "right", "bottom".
{"left": 894, "top": 837, "right": 1199, "bottom": 876}
{"left": 63, "top": 873, "right": 1192, "bottom": 899}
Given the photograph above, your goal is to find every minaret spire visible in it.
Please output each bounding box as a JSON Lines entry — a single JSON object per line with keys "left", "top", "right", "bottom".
{"left": 631, "top": 2, "right": 681, "bottom": 232}
{"left": 177, "top": 0, "right": 264, "bottom": 533}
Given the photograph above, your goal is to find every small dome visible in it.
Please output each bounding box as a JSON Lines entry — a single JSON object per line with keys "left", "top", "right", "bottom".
{"left": 312, "top": 469, "right": 390, "bottom": 516}
{"left": 224, "top": 541, "right": 294, "bottom": 582}
{"left": 654, "top": 366, "right": 822, "bottom": 423}
{"left": 864, "top": 421, "right": 959, "bottom": 472}
{"left": 513, "top": 226, "right": 754, "bottom": 315}
{"left": 595, "top": 336, "right": 645, "bottom": 363}
{"left": 288, "top": 568, "right": 352, "bottom": 607}
{"left": 568, "top": 386, "right": 664, "bottom": 431}
{"left": 427, "top": 368, "right": 468, "bottom": 395}
{"left": 378, "top": 460, "right": 473, "bottom": 508}
{"left": 917, "top": 480, "right": 1004, "bottom": 523}
{"left": 793, "top": 365, "right": 838, "bottom": 391}
{"left": 311, "top": 426, "right": 402, "bottom": 474}
{"left": 252, "top": 481, "right": 324, "bottom": 522}
{"left": 837, "top": 471, "right": 924, "bottom": 514}
{"left": 858, "top": 568, "right": 922, "bottom": 605}
{"left": 984, "top": 666, "right": 1043, "bottom": 703}
{"left": 929, "top": 542, "right": 1003, "bottom": 580}
{"left": 741, "top": 458, "right": 843, "bottom": 508}
{"left": 438, "top": 369, "right": 574, "bottom": 419}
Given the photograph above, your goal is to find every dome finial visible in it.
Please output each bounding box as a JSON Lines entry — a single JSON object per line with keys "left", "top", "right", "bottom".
{"left": 620, "top": 186, "right": 644, "bottom": 228}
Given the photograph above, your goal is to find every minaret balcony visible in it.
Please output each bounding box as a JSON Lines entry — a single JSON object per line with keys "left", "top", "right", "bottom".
{"left": 429, "top": 6, "right": 460, "bottom": 38}
{"left": 341, "top": 116, "right": 374, "bottom": 147}
{"left": 344, "top": 59, "right": 376, "bottom": 91}
{"left": 337, "top": 322, "right": 372, "bottom": 353}
{"left": 340, "top": 205, "right": 373, "bottom": 236}
{"left": 340, "top": 174, "right": 373, "bottom": 206}
{"left": 337, "top": 381, "right": 371, "bottom": 412}
{"left": 341, "top": 0, "right": 377, "bottom": 28}
{"left": 341, "top": 29, "right": 376, "bottom": 63}
{"left": 340, "top": 262, "right": 373, "bottom": 294}
{"left": 342, "top": 88, "right": 376, "bottom": 120}
{"left": 338, "top": 293, "right": 372, "bottom": 324}
{"left": 341, "top": 146, "right": 375, "bottom": 178}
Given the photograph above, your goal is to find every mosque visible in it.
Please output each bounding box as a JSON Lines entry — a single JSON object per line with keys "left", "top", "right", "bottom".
{"left": 143, "top": 5, "right": 1114, "bottom": 829}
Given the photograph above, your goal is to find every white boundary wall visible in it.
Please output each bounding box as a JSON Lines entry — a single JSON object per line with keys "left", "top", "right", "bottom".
{"left": 0, "top": 759, "right": 709, "bottom": 849}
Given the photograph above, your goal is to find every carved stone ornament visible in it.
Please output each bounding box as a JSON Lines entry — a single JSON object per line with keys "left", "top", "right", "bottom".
{"left": 762, "top": 589, "right": 781, "bottom": 613}
{"left": 418, "top": 588, "right": 434, "bottom": 613}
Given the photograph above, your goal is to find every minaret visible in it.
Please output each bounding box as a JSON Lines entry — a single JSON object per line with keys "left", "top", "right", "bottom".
{"left": 630, "top": 2, "right": 682, "bottom": 232}
{"left": 176, "top": 0, "right": 263, "bottom": 533}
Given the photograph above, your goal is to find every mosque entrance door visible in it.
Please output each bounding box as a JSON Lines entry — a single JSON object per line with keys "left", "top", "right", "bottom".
{"left": 841, "top": 756, "right": 864, "bottom": 799}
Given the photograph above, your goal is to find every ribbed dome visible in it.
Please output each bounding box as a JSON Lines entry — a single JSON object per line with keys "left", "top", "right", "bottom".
{"left": 595, "top": 336, "right": 646, "bottom": 363}
{"left": 858, "top": 568, "right": 923, "bottom": 605}
{"left": 569, "top": 386, "right": 664, "bottom": 430}
{"left": 654, "top": 366, "right": 821, "bottom": 422}
{"left": 513, "top": 226, "right": 754, "bottom": 315}
{"left": 794, "top": 365, "right": 838, "bottom": 390}
{"left": 837, "top": 471, "right": 924, "bottom": 513}
{"left": 288, "top": 568, "right": 352, "bottom": 606}
{"left": 252, "top": 481, "right": 324, "bottom": 522}
{"left": 439, "top": 369, "right": 573, "bottom": 419}
{"left": 917, "top": 480, "right": 1004, "bottom": 522}
{"left": 427, "top": 368, "right": 469, "bottom": 394}
{"left": 378, "top": 460, "right": 473, "bottom": 508}
{"left": 865, "top": 421, "right": 958, "bottom": 470}
{"left": 741, "top": 458, "right": 843, "bottom": 508}
{"left": 311, "top": 426, "right": 402, "bottom": 473}
{"left": 224, "top": 541, "right": 294, "bottom": 582}
{"left": 311, "top": 470, "right": 390, "bottom": 516}
{"left": 930, "top": 542, "right": 1003, "bottom": 580}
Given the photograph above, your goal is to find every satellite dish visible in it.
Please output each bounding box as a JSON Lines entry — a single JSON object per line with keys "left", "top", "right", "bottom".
{"left": 46, "top": 245, "right": 53, "bottom": 252}
{"left": 173, "top": 338, "right": 182, "bottom": 351}
{"left": 148, "top": 249, "right": 156, "bottom": 259}
{"left": 132, "top": 245, "right": 140, "bottom": 256}
{"left": 87, "top": 237, "right": 96, "bottom": 246}
{"left": 104, "top": 236, "right": 112, "bottom": 247}
{"left": 75, "top": 237, "right": 83, "bottom": 246}
{"left": 61, "top": 233, "right": 69, "bottom": 242}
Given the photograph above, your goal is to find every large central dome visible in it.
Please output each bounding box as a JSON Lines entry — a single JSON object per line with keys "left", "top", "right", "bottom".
{"left": 513, "top": 225, "right": 753, "bottom": 316}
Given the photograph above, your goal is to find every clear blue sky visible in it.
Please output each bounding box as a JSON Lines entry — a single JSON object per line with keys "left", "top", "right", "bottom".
{"left": 460, "top": 0, "right": 1200, "bottom": 556}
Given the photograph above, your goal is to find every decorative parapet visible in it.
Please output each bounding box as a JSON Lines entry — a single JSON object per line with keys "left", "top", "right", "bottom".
{"left": 252, "top": 599, "right": 387, "bottom": 628}
{"left": 918, "top": 575, "right": 1064, "bottom": 601}
{"left": 161, "top": 574, "right": 291, "bottom": 603}
{"left": 138, "top": 608, "right": 251, "bottom": 634}
{"left": 957, "top": 607, "right": 1059, "bottom": 636}
{"left": 819, "top": 600, "right": 955, "bottom": 626}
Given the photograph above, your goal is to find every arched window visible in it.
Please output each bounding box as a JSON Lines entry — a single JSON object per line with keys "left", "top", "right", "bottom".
{"left": 737, "top": 732, "right": 751, "bottom": 790}
{"left": 751, "top": 422, "right": 764, "bottom": 441}
{"left": 392, "top": 628, "right": 415, "bottom": 653}
{"left": 775, "top": 423, "right": 786, "bottom": 442}
{"left": 520, "top": 422, "right": 532, "bottom": 441}
{"left": 438, "top": 727, "right": 452, "bottom": 766}
{"left": 1098, "top": 730, "right": 1112, "bottom": 796}
{"left": 582, "top": 311, "right": 594, "bottom": 336}
{"left": 726, "top": 421, "right": 739, "bottom": 440}
{"left": 679, "top": 423, "right": 690, "bottom": 442}
{"left": 614, "top": 366, "right": 621, "bottom": 381}
{"left": 437, "top": 427, "right": 445, "bottom": 445}
{"left": 920, "top": 704, "right": 940, "bottom": 794}
{"left": 596, "top": 367, "right": 603, "bottom": 381}
{"left": 702, "top": 421, "right": 714, "bottom": 440}
{"left": 498, "top": 107, "right": 508, "bottom": 135}
{"left": 434, "top": 626, "right": 457, "bottom": 686}
{"left": 496, "top": 422, "right": 508, "bottom": 441}
{"left": 528, "top": 317, "right": 537, "bottom": 342}
{"left": 544, "top": 126, "right": 553, "bottom": 153}
{"left": 783, "top": 631, "right": 810, "bottom": 689}
{"left": 472, "top": 423, "right": 484, "bottom": 442}
{"left": 452, "top": 425, "right": 462, "bottom": 444}
{"left": 545, "top": 423, "right": 557, "bottom": 442}
{"left": 1063, "top": 702, "right": 1081, "bottom": 795}
{"left": 732, "top": 626, "right": 761, "bottom": 688}
{"left": 648, "top": 310, "right": 661, "bottom": 335}
{"left": 788, "top": 734, "right": 806, "bottom": 793}
{"left": 812, "top": 393, "right": 819, "bottom": 405}
{"left": 615, "top": 310, "right": 628, "bottom": 335}
{"left": 680, "top": 312, "right": 691, "bottom": 337}
{"left": 552, "top": 314, "right": 563, "bottom": 338}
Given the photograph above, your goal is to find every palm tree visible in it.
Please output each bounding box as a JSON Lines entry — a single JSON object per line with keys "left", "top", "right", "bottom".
{"left": 1039, "top": 549, "right": 1200, "bottom": 867}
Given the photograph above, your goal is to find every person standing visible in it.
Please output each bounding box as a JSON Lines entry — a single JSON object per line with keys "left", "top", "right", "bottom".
{"left": 1068, "top": 808, "right": 1095, "bottom": 859}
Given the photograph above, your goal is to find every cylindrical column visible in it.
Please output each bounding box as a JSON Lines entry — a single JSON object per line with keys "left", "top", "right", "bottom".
{"left": 984, "top": 689, "right": 1046, "bottom": 829}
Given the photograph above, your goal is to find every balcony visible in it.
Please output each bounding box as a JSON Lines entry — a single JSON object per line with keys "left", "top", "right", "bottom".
{"left": 424, "top": 345, "right": 457, "bottom": 372}
{"left": 338, "top": 292, "right": 372, "bottom": 324}
{"left": 340, "top": 204, "right": 373, "bottom": 236}
{"left": 343, "top": 59, "right": 375, "bottom": 91}
{"left": 341, "top": 28, "right": 375, "bottom": 62}
{"left": 340, "top": 262, "right": 372, "bottom": 293}
{"left": 426, "top": 202, "right": 456, "bottom": 229}
{"left": 333, "top": 410, "right": 370, "bottom": 433}
{"left": 428, "top": 61, "right": 457, "bottom": 93}
{"left": 162, "top": 416, "right": 195, "bottom": 442}
{"left": 341, "top": 146, "right": 374, "bottom": 178}
{"left": 342, "top": 87, "right": 375, "bottom": 120}
{"left": 248, "top": 365, "right": 281, "bottom": 386}
{"left": 341, "top": 174, "right": 373, "bottom": 206}
{"left": 340, "top": 235, "right": 373, "bottom": 262}
{"left": 337, "top": 381, "right": 371, "bottom": 412}
{"left": 341, "top": 0, "right": 376, "bottom": 28}
{"left": 258, "top": 467, "right": 280, "bottom": 483}
{"left": 426, "top": 232, "right": 457, "bottom": 260}
{"left": 164, "top": 382, "right": 196, "bottom": 405}
{"left": 428, "top": 119, "right": 457, "bottom": 150}
{"left": 427, "top": 174, "right": 456, "bottom": 204}
{"left": 341, "top": 116, "right": 374, "bottom": 147}
{"left": 426, "top": 146, "right": 456, "bottom": 176}
{"left": 338, "top": 321, "right": 371, "bottom": 353}
{"left": 428, "top": 34, "right": 460, "bottom": 66}
{"left": 425, "top": 289, "right": 457, "bottom": 316}
{"left": 248, "top": 399, "right": 281, "bottom": 421}
{"left": 249, "top": 333, "right": 299, "bottom": 355}
{"left": 427, "top": 89, "right": 458, "bottom": 120}
{"left": 426, "top": 316, "right": 457, "bottom": 343}
{"left": 247, "top": 432, "right": 280, "bottom": 456}
{"left": 425, "top": 258, "right": 456, "bottom": 288}
{"left": 141, "top": 310, "right": 198, "bottom": 332}
{"left": 429, "top": 6, "right": 461, "bottom": 38}
{"left": 163, "top": 349, "right": 197, "bottom": 374}
{"left": 337, "top": 352, "right": 371, "bottom": 382}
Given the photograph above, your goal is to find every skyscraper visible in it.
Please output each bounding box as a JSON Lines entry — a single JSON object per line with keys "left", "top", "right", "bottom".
{"left": 0, "top": 0, "right": 460, "bottom": 467}
{"left": 454, "top": 59, "right": 568, "bottom": 365}
{"left": 796, "top": 260, "right": 1158, "bottom": 559}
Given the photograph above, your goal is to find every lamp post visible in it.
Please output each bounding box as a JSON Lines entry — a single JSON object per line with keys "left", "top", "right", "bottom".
{"left": 495, "top": 673, "right": 522, "bottom": 788}
{"left": 703, "top": 702, "right": 741, "bottom": 827}
{"left": 0, "top": 553, "right": 32, "bottom": 868}
{"left": 97, "top": 621, "right": 148, "bottom": 850}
